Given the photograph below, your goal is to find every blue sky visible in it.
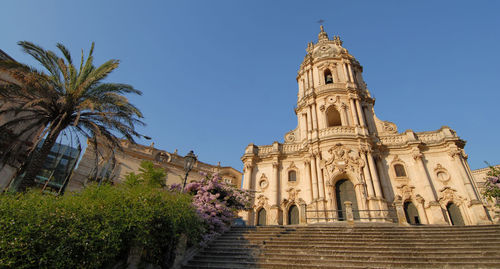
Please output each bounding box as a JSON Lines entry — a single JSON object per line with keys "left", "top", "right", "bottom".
{"left": 2, "top": 1, "right": 499, "bottom": 171}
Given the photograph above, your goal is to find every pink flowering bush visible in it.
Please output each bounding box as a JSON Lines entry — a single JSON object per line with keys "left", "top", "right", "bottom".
{"left": 484, "top": 164, "right": 500, "bottom": 205}
{"left": 180, "top": 173, "right": 250, "bottom": 243}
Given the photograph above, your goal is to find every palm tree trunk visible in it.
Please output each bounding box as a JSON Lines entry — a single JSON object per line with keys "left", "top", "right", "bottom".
{"left": 16, "top": 126, "right": 64, "bottom": 192}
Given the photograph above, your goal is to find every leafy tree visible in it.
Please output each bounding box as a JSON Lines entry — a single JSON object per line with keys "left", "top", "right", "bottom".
{"left": 0, "top": 41, "right": 144, "bottom": 191}
{"left": 124, "top": 161, "right": 167, "bottom": 187}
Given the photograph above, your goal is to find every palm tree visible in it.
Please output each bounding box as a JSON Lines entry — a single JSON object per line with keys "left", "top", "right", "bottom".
{"left": 0, "top": 41, "right": 144, "bottom": 191}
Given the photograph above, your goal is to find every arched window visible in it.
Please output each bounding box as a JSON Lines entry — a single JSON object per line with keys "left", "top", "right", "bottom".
{"left": 326, "top": 106, "right": 342, "bottom": 127}
{"left": 394, "top": 164, "right": 407, "bottom": 177}
{"left": 324, "top": 69, "right": 333, "bottom": 84}
{"left": 288, "top": 170, "right": 297, "bottom": 182}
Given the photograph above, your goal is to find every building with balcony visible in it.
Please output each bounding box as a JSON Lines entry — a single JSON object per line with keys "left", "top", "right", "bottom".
{"left": 68, "top": 140, "right": 242, "bottom": 192}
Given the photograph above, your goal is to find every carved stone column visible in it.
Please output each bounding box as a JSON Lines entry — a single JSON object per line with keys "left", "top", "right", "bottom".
{"left": 243, "top": 162, "right": 254, "bottom": 222}
{"left": 300, "top": 113, "right": 307, "bottom": 141}
{"left": 360, "top": 149, "right": 375, "bottom": 198}
{"left": 310, "top": 155, "right": 319, "bottom": 201}
{"left": 349, "top": 97, "right": 359, "bottom": 126}
{"left": 355, "top": 98, "right": 366, "bottom": 127}
{"left": 347, "top": 63, "right": 355, "bottom": 82}
{"left": 271, "top": 161, "right": 280, "bottom": 207}
{"left": 341, "top": 103, "right": 349, "bottom": 126}
{"left": 342, "top": 62, "right": 349, "bottom": 82}
{"left": 307, "top": 107, "right": 313, "bottom": 140}
{"left": 270, "top": 161, "right": 281, "bottom": 225}
{"left": 367, "top": 151, "right": 383, "bottom": 199}
{"left": 243, "top": 162, "right": 253, "bottom": 190}
{"left": 311, "top": 103, "right": 318, "bottom": 133}
{"left": 415, "top": 195, "right": 429, "bottom": 224}
{"left": 304, "top": 160, "right": 313, "bottom": 202}
{"left": 315, "top": 152, "right": 325, "bottom": 200}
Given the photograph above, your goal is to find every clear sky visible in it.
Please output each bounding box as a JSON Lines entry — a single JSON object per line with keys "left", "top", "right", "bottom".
{"left": 2, "top": 1, "right": 499, "bottom": 171}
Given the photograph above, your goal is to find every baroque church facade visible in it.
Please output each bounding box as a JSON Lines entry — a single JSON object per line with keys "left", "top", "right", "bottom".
{"left": 241, "top": 26, "right": 492, "bottom": 226}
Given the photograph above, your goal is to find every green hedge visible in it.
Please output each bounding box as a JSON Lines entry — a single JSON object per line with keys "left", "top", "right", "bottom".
{"left": 0, "top": 184, "right": 203, "bottom": 268}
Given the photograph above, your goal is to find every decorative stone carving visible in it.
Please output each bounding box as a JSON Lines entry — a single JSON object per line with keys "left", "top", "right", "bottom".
{"left": 434, "top": 164, "right": 451, "bottom": 183}
{"left": 396, "top": 184, "right": 415, "bottom": 202}
{"left": 281, "top": 187, "right": 306, "bottom": 209}
{"left": 258, "top": 174, "right": 269, "bottom": 189}
{"left": 154, "top": 152, "right": 171, "bottom": 163}
{"left": 324, "top": 143, "right": 365, "bottom": 177}
{"left": 438, "top": 187, "right": 465, "bottom": 207}
{"left": 284, "top": 130, "right": 296, "bottom": 143}
{"left": 382, "top": 121, "right": 398, "bottom": 134}
{"left": 255, "top": 194, "right": 269, "bottom": 209}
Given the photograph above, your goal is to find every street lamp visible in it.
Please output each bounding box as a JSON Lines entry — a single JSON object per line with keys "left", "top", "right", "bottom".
{"left": 183, "top": 150, "right": 197, "bottom": 189}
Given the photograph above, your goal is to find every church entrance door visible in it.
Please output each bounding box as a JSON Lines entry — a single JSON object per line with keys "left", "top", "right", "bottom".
{"left": 447, "top": 203, "right": 465, "bottom": 226}
{"left": 404, "top": 201, "right": 420, "bottom": 225}
{"left": 288, "top": 205, "right": 299, "bottom": 225}
{"left": 257, "top": 208, "right": 266, "bottom": 226}
{"left": 335, "top": 179, "right": 359, "bottom": 220}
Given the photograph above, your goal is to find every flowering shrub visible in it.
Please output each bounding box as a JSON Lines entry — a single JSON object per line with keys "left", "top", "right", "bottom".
{"left": 181, "top": 173, "right": 250, "bottom": 243}
{"left": 484, "top": 165, "right": 500, "bottom": 205}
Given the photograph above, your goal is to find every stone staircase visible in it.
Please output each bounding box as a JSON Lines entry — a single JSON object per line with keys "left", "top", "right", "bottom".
{"left": 183, "top": 224, "right": 500, "bottom": 268}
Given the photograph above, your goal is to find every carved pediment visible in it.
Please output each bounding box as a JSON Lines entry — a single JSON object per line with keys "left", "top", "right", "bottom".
{"left": 324, "top": 143, "right": 364, "bottom": 177}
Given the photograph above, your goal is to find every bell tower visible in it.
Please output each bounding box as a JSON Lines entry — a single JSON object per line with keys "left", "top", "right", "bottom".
{"left": 295, "top": 25, "right": 376, "bottom": 143}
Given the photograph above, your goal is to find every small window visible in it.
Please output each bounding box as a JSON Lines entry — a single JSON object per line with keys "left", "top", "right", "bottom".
{"left": 288, "top": 170, "right": 297, "bottom": 182}
{"left": 324, "top": 69, "right": 333, "bottom": 84}
{"left": 394, "top": 164, "right": 406, "bottom": 177}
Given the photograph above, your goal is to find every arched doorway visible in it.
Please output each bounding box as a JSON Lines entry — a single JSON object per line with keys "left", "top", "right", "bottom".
{"left": 447, "top": 203, "right": 465, "bottom": 226}
{"left": 288, "top": 205, "right": 299, "bottom": 225}
{"left": 404, "top": 201, "right": 420, "bottom": 225}
{"left": 257, "top": 208, "right": 266, "bottom": 226}
{"left": 335, "top": 179, "right": 359, "bottom": 220}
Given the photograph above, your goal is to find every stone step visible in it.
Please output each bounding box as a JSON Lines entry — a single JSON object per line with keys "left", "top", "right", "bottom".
{"left": 191, "top": 254, "right": 500, "bottom": 263}
{"left": 205, "top": 244, "right": 499, "bottom": 253}
{"left": 183, "top": 225, "right": 500, "bottom": 268}
{"left": 209, "top": 241, "right": 500, "bottom": 249}
{"left": 210, "top": 238, "right": 500, "bottom": 246}
{"left": 200, "top": 248, "right": 500, "bottom": 257}
{"left": 230, "top": 225, "right": 500, "bottom": 230}
{"left": 185, "top": 258, "right": 500, "bottom": 269}
{"left": 220, "top": 232, "right": 499, "bottom": 240}
{"left": 224, "top": 229, "right": 500, "bottom": 236}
